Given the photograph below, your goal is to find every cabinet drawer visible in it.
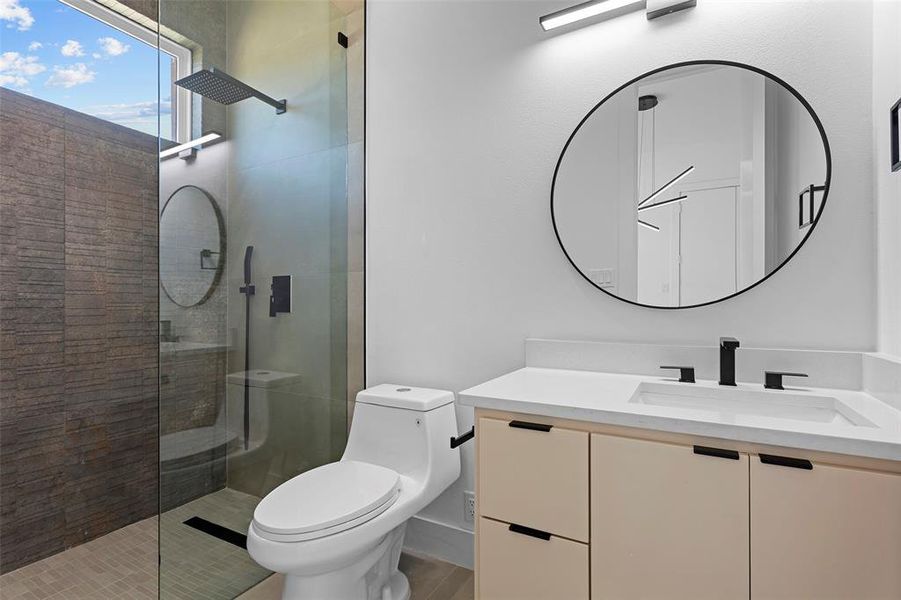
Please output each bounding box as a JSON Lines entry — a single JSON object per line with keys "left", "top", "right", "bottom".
{"left": 478, "top": 517, "right": 588, "bottom": 600}
{"left": 478, "top": 417, "right": 588, "bottom": 541}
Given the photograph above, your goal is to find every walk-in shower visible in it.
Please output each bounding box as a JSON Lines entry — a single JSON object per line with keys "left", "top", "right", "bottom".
{"left": 0, "top": 0, "right": 364, "bottom": 598}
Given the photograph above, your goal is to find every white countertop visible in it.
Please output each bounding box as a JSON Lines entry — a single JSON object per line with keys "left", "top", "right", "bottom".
{"left": 459, "top": 367, "right": 901, "bottom": 462}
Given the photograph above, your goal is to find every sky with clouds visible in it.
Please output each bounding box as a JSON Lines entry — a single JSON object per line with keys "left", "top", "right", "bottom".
{"left": 0, "top": 0, "right": 172, "bottom": 138}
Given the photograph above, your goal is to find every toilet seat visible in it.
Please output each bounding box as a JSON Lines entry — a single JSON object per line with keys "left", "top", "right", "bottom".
{"left": 252, "top": 461, "right": 401, "bottom": 543}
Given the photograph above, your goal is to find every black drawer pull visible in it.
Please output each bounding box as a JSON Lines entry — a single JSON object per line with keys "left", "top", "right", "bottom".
{"left": 508, "top": 420, "right": 552, "bottom": 432}
{"left": 508, "top": 523, "right": 551, "bottom": 540}
{"left": 694, "top": 445, "right": 739, "bottom": 460}
{"left": 759, "top": 454, "right": 813, "bottom": 470}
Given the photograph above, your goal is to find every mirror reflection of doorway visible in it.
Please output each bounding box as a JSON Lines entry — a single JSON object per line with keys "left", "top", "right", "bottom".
{"left": 678, "top": 186, "right": 738, "bottom": 306}
{"left": 638, "top": 186, "right": 739, "bottom": 307}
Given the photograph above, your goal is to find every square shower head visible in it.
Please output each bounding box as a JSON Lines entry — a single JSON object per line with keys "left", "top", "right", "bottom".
{"left": 175, "top": 68, "right": 286, "bottom": 114}
{"left": 175, "top": 69, "right": 255, "bottom": 105}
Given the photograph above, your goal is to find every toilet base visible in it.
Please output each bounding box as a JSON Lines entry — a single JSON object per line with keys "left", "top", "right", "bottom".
{"left": 280, "top": 524, "right": 408, "bottom": 600}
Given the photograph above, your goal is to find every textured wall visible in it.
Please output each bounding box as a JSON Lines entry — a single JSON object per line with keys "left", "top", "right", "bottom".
{"left": 0, "top": 88, "right": 159, "bottom": 574}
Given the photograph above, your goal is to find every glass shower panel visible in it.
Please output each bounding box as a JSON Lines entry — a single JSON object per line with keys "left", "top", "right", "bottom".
{"left": 158, "top": 1, "right": 361, "bottom": 597}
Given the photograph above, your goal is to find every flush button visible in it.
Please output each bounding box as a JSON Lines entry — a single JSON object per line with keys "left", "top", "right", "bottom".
{"left": 396, "top": 387, "right": 411, "bottom": 392}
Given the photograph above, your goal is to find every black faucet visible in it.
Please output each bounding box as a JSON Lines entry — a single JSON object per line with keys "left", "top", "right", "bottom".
{"left": 719, "top": 337, "right": 740, "bottom": 386}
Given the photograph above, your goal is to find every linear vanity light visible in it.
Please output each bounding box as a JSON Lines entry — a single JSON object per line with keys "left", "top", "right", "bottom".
{"left": 539, "top": 0, "right": 645, "bottom": 31}
{"left": 637, "top": 219, "right": 660, "bottom": 232}
{"left": 159, "top": 132, "right": 223, "bottom": 160}
{"left": 637, "top": 194, "right": 688, "bottom": 212}
{"left": 638, "top": 165, "right": 694, "bottom": 207}
{"left": 540, "top": 0, "right": 695, "bottom": 31}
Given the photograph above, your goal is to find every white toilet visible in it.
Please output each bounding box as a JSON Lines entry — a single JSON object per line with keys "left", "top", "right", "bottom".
{"left": 246, "top": 384, "right": 462, "bottom": 600}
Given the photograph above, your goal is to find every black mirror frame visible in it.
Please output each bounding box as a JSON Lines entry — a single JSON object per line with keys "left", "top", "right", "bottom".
{"left": 159, "top": 184, "right": 227, "bottom": 308}
{"left": 550, "top": 60, "right": 832, "bottom": 310}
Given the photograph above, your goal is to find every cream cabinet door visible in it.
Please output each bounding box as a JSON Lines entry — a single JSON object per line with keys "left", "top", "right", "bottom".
{"left": 591, "top": 434, "right": 750, "bottom": 600}
{"left": 751, "top": 456, "right": 901, "bottom": 599}
{"left": 478, "top": 417, "right": 589, "bottom": 541}
{"left": 478, "top": 517, "right": 589, "bottom": 600}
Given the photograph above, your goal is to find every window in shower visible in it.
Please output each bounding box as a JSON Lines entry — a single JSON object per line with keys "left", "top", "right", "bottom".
{"left": 0, "top": 0, "right": 190, "bottom": 140}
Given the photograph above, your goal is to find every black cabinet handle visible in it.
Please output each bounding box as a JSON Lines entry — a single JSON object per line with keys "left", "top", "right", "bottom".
{"left": 508, "top": 420, "right": 552, "bottom": 432}
{"left": 759, "top": 454, "right": 813, "bottom": 470}
{"left": 694, "top": 445, "right": 740, "bottom": 460}
{"left": 508, "top": 523, "right": 551, "bottom": 541}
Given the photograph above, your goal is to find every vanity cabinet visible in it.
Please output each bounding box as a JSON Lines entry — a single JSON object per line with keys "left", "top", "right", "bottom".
{"left": 475, "top": 409, "right": 901, "bottom": 600}
{"left": 750, "top": 457, "right": 901, "bottom": 599}
{"left": 590, "top": 434, "right": 749, "bottom": 600}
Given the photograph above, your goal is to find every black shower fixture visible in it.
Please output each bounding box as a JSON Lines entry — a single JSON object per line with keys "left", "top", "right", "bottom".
{"left": 175, "top": 67, "right": 287, "bottom": 114}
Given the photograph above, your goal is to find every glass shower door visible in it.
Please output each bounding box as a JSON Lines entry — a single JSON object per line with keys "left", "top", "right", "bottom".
{"left": 158, "top": 1, "right": 362, "bottom": 597}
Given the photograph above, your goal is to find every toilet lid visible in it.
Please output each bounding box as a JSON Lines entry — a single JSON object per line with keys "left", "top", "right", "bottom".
{"left": 253, "top": 461, "right": 401, "bottom": 537}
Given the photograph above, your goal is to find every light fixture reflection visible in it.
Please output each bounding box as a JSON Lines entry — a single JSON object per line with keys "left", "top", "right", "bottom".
{"left": 159, "top": 132, "right": 222, "bottom": 159}
{"left": 638, "top": 165, "right": 695, "bottom": 207}
{"left": 637, "top": 194, "right": 688, "bottom": 212}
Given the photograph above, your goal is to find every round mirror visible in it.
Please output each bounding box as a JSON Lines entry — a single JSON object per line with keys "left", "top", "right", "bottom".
{"left": 160, "top": 185, "right": 225, "bottom": 308}
{"left": 552, "top": 61, "right": 830, "bottom": 309}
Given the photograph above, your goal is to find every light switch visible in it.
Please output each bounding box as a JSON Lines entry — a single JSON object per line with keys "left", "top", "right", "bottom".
{"left": 588, "top": 268, "right": 616, "bottom": 290}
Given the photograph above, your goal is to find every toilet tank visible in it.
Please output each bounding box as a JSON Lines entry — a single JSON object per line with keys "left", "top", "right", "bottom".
{"left": 342, "top": 385, "right": 460, "bottom": 490}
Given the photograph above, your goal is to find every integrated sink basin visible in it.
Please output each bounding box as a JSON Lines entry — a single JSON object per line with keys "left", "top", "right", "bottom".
{"left": 629, "top": 382, "right": 876, "bottom": 427}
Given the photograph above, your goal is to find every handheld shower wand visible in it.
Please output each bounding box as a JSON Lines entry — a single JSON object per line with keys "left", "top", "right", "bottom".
{"left": 239, "top": 246, "right": 255, "bottom": 451}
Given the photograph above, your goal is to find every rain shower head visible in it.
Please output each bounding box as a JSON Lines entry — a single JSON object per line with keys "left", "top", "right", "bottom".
{"left": 175, "top": 67, "right": 286, "bottom": 114}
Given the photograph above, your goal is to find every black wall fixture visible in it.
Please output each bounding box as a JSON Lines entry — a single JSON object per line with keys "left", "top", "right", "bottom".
{"left": 892, "top": 97, "right": 900, "bottom": 173}
{"left": 239, "top": 246, "right": 255, "bottom": 451}
{"left": 269, "top": 275, "right": 292, "bottom": 317}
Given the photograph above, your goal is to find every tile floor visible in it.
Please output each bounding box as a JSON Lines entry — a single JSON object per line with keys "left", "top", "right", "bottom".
{"left": 159, "top": 488, "right": 270, "bottom": 599}
{"left": 0, "top": 518, "right": 157, "bottom": 600}
{"left": 0, "top": 489, "right": 473, "bottom": 600}
{"left": 236, "top": 552, "right": 474, "bottom": 600}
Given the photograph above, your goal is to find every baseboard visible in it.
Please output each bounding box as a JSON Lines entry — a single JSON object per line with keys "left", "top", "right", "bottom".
{"left": 403, "top": 515, "right": 474, "bottom": 570}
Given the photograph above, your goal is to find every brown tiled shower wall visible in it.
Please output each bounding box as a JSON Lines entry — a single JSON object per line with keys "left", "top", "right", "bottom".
{"left": 0, "top": 88, "right": 160, "bottom": 574}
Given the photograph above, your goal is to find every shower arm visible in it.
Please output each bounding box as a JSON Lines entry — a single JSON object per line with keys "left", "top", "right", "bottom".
{"left": 210, "top": 68, "right": 287, "bottom": 114}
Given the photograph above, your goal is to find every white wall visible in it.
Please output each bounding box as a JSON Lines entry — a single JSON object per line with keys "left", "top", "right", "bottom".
{"left": 874, "top": 0, "right": 901, "bottom": 357}
{"left": 367, "top": 0, "right": 877, "bottom": 541}
{"left": 554, "top": 89, "right": 637, "bottom": 297}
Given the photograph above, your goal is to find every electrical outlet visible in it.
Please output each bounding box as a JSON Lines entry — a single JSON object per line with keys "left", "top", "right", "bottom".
{"left": 463, "top": 491, "right": 476, "bottom": 523}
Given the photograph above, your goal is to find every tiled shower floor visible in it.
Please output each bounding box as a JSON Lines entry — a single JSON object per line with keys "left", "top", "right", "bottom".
{"left": 0, "top": 488, "right": 473, "bottom": 600}
{"left": 0, "top": 488, "right": 264, "bottom": 600}
{"left": 160, "top": 488, "right": 269, "bottom": 598}
{"left": 0, "top": 518, "right": 158, "bottom": 599}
